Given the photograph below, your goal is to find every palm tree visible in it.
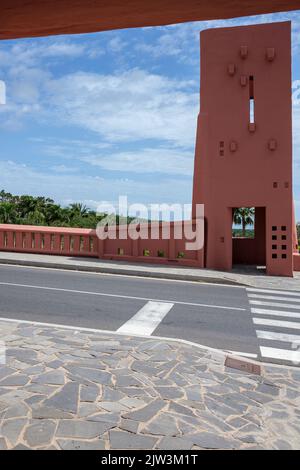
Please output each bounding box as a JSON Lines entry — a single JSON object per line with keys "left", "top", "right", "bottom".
{"left": 0, "top": 190, "right": 119, "bottom": 229}
{"left": 44, "top": 204, "right": 61, "bottom": 225}
{"left": 233, "top": 207, "right": 255, "bottom": 237}
{"left": 69, "top": 203, "right": 89, "bottom": 217}
{"left": 0, "top": 190, "right": 13, "bottom": 203}
{"left": 0, "top": 202, "right": 17, "bottom": 224}
{"left": 18, "top": 195, "right": 38, "bottom": 219}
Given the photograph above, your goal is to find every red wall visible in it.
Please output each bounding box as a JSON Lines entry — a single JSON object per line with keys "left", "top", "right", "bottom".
{"left": 0, "top": 223, "right": 204, "bottom": 268}
{"left": 232, "top": 238, "right": 266, "bottom": 266}
{"left": 193, "top": 22, "right": 294, "bottom": 277}
{"left": 294, "top": 253, "right": 300, "bottom": 271}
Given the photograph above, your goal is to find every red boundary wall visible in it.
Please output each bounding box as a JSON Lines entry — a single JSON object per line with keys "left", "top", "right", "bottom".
{"left": 0, "top": 223, "right": 204, "bottom": 268}
{"left": 0, "top": 224, "right": 298, "bottom": 271}
{"left": 294, "top": 253, "right": 300, "bottom": 271}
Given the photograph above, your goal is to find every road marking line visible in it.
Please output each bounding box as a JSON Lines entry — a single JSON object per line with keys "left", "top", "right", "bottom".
{"left": 248, "top": 294, "right": 300, "bottom": 303}
{"left": 253, "top": 317, "right": 300, "bottom": 330}
{"left": 260, "top": 346, "right": 300, "bottom": 362}
{"left": 256, "top": 330, "right": 300, "bottom": 343}
{"left": 250, "top": 300, "right": 300, "bottom": 310}
{"left": 247, "top": 288, "right": 300, "bottom": 297}
{"left": 226, "top": 350, "right": 258, "bottom": 358}
{"left": 251, "top": 308, "right": 300, "bottom": 320}
{"left": 0, "top": 281, "right": 246, "bottom": 311}
{"left": 117, "top": 301, "right": 174, "bottom": 336}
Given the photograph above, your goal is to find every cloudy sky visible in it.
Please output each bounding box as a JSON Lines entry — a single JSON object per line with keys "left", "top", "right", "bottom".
{"left": 0, "top": 10, "right": 299, "bottom": 219}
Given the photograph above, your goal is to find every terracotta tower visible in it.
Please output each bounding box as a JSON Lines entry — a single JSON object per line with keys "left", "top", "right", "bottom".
{"left": 193, "top": 21, "right": 295, "bottom": 276}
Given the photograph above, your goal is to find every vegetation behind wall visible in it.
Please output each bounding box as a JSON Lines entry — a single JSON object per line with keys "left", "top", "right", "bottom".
{"left": 0, "top": 190, "right": 134, "bottom": 229}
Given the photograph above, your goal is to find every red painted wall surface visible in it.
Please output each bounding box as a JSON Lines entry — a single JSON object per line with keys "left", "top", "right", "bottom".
{"left": 193, "top": 22, "right": 295, "bottom": 276}
{"left": 232, "top": 238, "right": 266, "bottom": 266}
{"left": 0, "top": 1, "right": 300, "bottom": 40}
{"left": 0, "top": 223, "right": 203, "bottom": 268}
{"left": 294, "top": 253, "right": 300, "bottom": 271}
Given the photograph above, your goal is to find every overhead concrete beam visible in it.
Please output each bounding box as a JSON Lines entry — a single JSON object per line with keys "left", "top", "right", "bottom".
{"left": 0, "top": 0, "right": 300, "bottom": 40}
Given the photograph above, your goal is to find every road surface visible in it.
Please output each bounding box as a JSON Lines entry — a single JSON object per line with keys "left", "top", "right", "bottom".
{"left": 0, "top": 264, "right": 299, "bottom": 366}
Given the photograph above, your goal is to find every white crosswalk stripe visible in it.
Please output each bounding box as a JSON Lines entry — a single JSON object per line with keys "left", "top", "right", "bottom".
{"left": 253, "top": 317, "right": 300, "bottom": 330}
{"left": 249, "top": 300, "right": 300, "bottom": 310}
{"left": 256, "top": 330, "right": 300, "bottom": 343}
{"left": 260, "top": 346, "right": 300, "bottom": 362}
{"left": 117, "top": 301, "right": 174, "bottom": 336}
{"left": 246, "top": 287, "right": 300, "bottom": 364}
{"left": 251, "top": 308, "right": 300, "bottom": 319}
{"left": 247, "top": 288, "right": 300, "bottom": 297}
{"left": 248, "top": 294, "right": 300, "bottom": 303}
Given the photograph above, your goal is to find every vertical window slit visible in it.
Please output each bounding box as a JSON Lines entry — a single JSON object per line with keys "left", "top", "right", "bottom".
{"left": 249, "top": 75, "right": 255, "bottom": 124}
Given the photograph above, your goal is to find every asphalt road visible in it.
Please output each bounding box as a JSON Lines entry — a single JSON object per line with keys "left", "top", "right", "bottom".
{"left": 0, "top": 264, "right": 299, "bottom": 366}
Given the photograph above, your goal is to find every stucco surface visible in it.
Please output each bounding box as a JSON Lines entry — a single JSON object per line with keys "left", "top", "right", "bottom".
{"left": 0, "top": 1, "right": 300, "bottom": 40}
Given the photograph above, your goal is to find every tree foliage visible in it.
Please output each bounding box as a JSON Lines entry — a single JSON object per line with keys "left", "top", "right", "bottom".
{"left": 0, "top": 190, "right": 133, "bottom": 228}
{"left": 233, "top": 207, "right": 255, "bottom": 238}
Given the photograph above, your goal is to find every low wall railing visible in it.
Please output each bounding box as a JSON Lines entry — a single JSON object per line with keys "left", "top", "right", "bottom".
{"left": 0, "top": 223, "right": 204, "bottom": 267}
{"left": 0, "top": 223, "right": 299, "bottom": 270}
{"left": 294, "top": 253, "right": 300, "bottom": 271}
{"left": 0, "top": 224, "right": 98, "bottom": 258}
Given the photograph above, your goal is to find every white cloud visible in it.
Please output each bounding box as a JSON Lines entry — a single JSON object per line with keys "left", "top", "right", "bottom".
{"left": 293, "top": 100, "right": 300, "bottom": 221}
{"left": 108, "top": 36, "right": 127, "bottom": 53}
{"left": 0, "top": 99, "right": 42, "bottom": 131}
{"left": 81, "top": 147, "right": 194, "bottom": 176}
{"left": 0, "top": 38, "right": 103, "bottom": 72}
{"left": 295, "top": 200, "right": 300, "bottom": 220}
{"left": 135, "top": 11, "right": 300, "bottom": 62}
{"left": 136, "top": 33, "right": 186, "bottom": 58}
{"left": 0, "top": 80, "right": 5, "bottom": 105}
{"left": 45, "top": 69, "right": 198, "bottom": 148}
{"left": 8, "top": 67, "right": 50, "bottom": 104}
{"left": 0, "top": 160, "right": 192, "bottom": 209}
{"left": 293, "top": 100, "right": 300, "bottom": 147}
{"left": 293, "top": 96, "right": 300, "bottom": 202}
{"left": 1, "top": 58, "right": 198, "bottom": 148}
{"left": 38, "top": 42, "right": 86, "bottom": 58}
{"left": 31, "top": 137, "right": 194, "bottom": 176}
{"left": 51, "top": 164, "right": 80, "bottom": 173}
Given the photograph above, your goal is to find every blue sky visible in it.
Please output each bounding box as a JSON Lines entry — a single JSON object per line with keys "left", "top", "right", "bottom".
{"left": 0, "top": 10, "right": 299, "bottom": 220}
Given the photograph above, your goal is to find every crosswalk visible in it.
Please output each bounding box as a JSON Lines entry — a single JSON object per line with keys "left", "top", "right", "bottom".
{"left": 117, "top": 301, "right": 174, "bottom": 335}
{"left": 247, "top": 287, "right": 300, "bottom": 365}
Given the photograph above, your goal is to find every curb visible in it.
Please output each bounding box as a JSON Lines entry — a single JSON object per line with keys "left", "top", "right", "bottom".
{"left": 0, "top": 315, "right": 298, "bottom": 372}
{"left": 0, "top": 257, "right": 247, "bottom": 287}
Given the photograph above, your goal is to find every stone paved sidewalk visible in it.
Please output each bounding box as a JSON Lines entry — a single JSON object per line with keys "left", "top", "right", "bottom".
{"left": 0, "top": 319, "right": 300, "bottom": 450}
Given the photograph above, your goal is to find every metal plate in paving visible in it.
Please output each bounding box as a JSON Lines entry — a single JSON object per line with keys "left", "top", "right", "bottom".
{"left": 225, "top": 356, "right": 261, "bottom": 375}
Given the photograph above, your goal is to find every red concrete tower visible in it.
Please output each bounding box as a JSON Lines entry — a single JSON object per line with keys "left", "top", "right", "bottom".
{"left": 193, "top": 21, "right": 295, "bottom": 277}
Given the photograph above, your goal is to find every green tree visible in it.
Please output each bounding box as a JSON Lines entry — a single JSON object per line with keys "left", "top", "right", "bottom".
{"left": 69, "top": 203, "right": 89, "bottom": 218}
{"left": 233, "top": 207, "right": 255, "bottom": 238}
{"left": 0, "top": 202, "right": 17, "bottom": 224}
{"left": 0, "top": 189, "right": 129, "bottom": 229}
{"left": 0, "top": 190, "right": 13, "bottom": 203}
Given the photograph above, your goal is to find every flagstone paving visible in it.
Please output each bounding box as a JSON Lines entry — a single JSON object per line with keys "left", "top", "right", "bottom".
{"left": 0, "top": 319, "right": 300, "bottom": 450}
